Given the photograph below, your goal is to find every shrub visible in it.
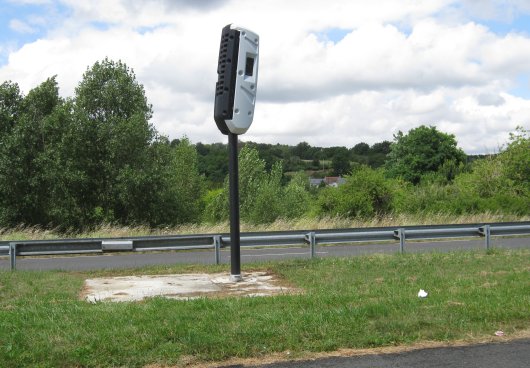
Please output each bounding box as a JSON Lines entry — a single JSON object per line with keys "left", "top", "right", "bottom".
{"left": 317, "top": 166, "right": 394, "bottom": 218}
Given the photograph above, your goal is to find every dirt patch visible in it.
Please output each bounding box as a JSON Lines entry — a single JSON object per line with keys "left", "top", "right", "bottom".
{"left": 447, "top": 300, "right": 466, "bottom": 307}
{"left": 82, "top": 271, "right": 300, "bottom": 302}
{"left": 479, "top": 270, "right": 509, "bottom": 276}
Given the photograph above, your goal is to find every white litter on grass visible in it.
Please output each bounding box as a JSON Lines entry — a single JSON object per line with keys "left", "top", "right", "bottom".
{"left": 495, "top": 330, "right": 505, "bottom": 337}
{"left": 417, "top": 289, "right": 428, "bottom": 298}
{"left": 82, "top": 271, "right": 295, "bottom": 303}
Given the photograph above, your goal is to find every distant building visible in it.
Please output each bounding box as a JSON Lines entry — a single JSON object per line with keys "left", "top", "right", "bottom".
{"left": 309, "top": 178, "right": 324, "bottom": 186}
{"left": 324, "top": 176, "right": 346, "bottom": 187}
{"left": 309, "top": 176, "right": 346, "bottom": 187}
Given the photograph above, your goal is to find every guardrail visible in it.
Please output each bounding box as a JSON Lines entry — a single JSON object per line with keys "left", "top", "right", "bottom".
{"left": 1, "top": 221, "right": 529, "bottom": 270}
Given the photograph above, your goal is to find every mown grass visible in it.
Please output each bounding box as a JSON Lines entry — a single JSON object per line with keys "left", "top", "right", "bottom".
{"left": 1, "top": 212, "right": 528, "bottom": 241}
{"left": 0, "top": 249, "right": 529, "bottom": 367}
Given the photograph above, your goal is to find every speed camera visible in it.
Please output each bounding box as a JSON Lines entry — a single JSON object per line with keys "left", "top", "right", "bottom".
{"left": 214, "top": 24, "right": 259, "bottom": 135}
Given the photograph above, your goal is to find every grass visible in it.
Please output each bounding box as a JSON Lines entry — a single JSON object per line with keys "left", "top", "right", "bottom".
{"left": 0, "top": 249, "right": 529, "bottom": 367}
{"left": 1, "top": 212, "right": 529, "bottom": 241}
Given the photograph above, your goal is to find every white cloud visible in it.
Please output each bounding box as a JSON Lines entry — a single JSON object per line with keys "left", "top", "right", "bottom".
{"left": 458, "top": 0, "right": 530, "bottom": 21}
{"left": 9, "top": 19, "right": 38, "bottom": 34}
{"left": 1, "top": 0, "right": 530, "bottom": 154}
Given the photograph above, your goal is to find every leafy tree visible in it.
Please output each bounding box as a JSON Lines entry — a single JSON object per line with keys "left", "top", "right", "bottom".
{"left": 171, "top": 138, "right": 206, "bottom": 223}
{"left": 366, "top": 140, "right": 392, "bottom": 168}
{"left": 123, "top": 137, "right": 206, "bottom": 226}
{"left": 385, "top": 125, "right": 466, "bottom": 184}
{"left": 331, "top": 148, "right": 351, "bottom": 176}
{"left": 73, "top": 58, "right": 156, "bottom": 224}
{"left": 0, "top": 81, "right": 23, "bottom": 136}
{"left": 0, "top": 59, "right": 208, "bottom": 229}
{"left": 281, "top": 171, "right": 311, "bottom": 219}
{"left": 292, "top": 141, "right": 312, "bottom": 159}
{"left": 204, "top": 146, "right": 263, "bottom": 223}
{"left": 371, "top": 141, "right": 391, "bottom": 154}
{"left": 352, "top": 142, "right": 370, "bottom": 155}
{"left": 203, "top": 146, "right": 311, "bottom": 224}
{"left": 396, "top": 126, "right": 530, "bottom": 216}
{"left": 0, "top": 77, "right": 64, "bottom": 226}
{"left": 246, "top": 161, "right": 283, "bottom": 223}
{"left": 0, "top": 81, "right": 23, "bottom": 224}
{"left": 197, "top": 142, "right": 229, "bottom": 185}
{"left": 499, "top": 126, "right": 529, "bottom": 192}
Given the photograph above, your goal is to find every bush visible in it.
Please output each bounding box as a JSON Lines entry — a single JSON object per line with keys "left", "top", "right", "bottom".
{"left": 203, "top": 148, "right": 312, "bottom": 224}
{"left": 281, "top": 172, "right": 312, "bottom": 219}
{"left": 317, "top": 166, "right": 394, "bottom": 218}
{"left": 394, "top": 150, "right": 530, "bottom": 216}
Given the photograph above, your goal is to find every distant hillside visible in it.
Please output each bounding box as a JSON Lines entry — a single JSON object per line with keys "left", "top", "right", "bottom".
{"left": 190, "top": 140, "right": 392, "bottom": 185}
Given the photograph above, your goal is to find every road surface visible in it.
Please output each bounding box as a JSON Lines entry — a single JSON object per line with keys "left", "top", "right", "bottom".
{"left": 241, "top": 338, "right": 530, "bottom": 368}
{"left": 1, "top": 237, "right": 528, "bottom": 271}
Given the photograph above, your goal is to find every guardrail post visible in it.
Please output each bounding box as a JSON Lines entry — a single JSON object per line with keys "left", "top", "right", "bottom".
{"left": 484, "top": 225, "right": 491, "bottom": 251}
{"left": 398, "top": 229, "right": 405, "bottom": 254}
{"left": 213, "top": 235, "right": 222, "bottom": 265}
{"left": 306, "top": 232, "right": 316, "bottom": 258}
{"left": 9, "top": 242, "right": 16, "bottom": 271}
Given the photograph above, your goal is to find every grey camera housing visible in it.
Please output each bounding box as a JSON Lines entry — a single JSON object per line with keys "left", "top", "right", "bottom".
{"left": 214, "top": 24, "right": 259, "bottom": 135}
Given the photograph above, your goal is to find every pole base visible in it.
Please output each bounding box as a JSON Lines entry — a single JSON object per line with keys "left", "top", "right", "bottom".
{"left": 230, "top": 274, "right": 243, "bottom": 282}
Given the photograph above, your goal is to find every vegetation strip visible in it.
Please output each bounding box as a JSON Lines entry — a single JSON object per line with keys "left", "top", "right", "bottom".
{"left": 2, "top": 213, "right": 529, "bottom": 241}
{"left": 1, "top": 62, "right": 529, "bottom": 232}
{"left": 1, "top": 249, "right": 529, "bottom": 367}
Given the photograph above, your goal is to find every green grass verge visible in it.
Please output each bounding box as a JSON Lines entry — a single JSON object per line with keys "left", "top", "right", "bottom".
{"left": 1, "top": 249, "right": 529, "bottom": 367}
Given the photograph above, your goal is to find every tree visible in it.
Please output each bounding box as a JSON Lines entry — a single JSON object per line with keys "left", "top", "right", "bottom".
{"left": 371, "top": 141, "right": 391, "bottom": 154}
{"left": 0, "top": 77, "right": 65, "bottom": 226}
{"left": 0, "top": 81, "right": 23, "bottom": 224}
{"left": 385, "top": 125, "right": 466, "bottom": 184}
{"left": 114, "top": 136, "right": 206, "bottom": 226}
{"left": 73, "top": 58, "right": 156, "bottom": 224}
{"left": 171, "top": 138, "right": 206, "bottom": 223}
{"left": 281, "top": 171, "right": 311, "bottom": 219}
{"left": 0, "top": 81, "right": 23, "bottom": 137}
{"left": 499, "top": 126, "right": 529, "bottom": 192}
{"left": 352, "top": 142, "right": 370, "bottom": 155}
{"left": 331, "top": 148, "right": 351, "bottom": 176}
{"left": 203, "top": 146, "right": 311, "bottom": 224}
{"left": 292, "top": 141, "right": 312, "bottom": 159}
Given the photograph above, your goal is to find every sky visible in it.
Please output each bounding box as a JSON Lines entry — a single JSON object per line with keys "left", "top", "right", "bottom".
{"left": 1, "top": 0, "right": 530, "bottom": 154}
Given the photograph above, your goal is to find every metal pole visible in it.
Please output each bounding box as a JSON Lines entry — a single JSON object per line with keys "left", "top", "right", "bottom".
{"left": 214, "top": 235, "right": 222, "bottom": 265}
{"left": 398, "top": 228, "right": 405, "bottom": 254}
{"left": 228, "top": 133, "right": 242, "bottom": 281}
{"left": 309, "top": 231, "right": 316, "bottom": 258}
{"left": 9, "top": 242, "right": 16, "bottom": 271}
{"left": 484, "top": 225, "right": 491, "bottom": 251}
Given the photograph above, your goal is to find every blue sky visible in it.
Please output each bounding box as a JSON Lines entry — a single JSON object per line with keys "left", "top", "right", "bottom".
{"left": 1, "top": 0, "right": 530, "bottom": 154}
{"left": 477, "top": 13, "right": 530, "bottom": 99}
{"left": 0, "top": 1, "right": 66, "bottom": 64}
{"left": 483, "top": 14, "right": 530, "bottom": 36}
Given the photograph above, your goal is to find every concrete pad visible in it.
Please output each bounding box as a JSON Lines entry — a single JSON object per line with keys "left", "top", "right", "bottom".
{"left": 82, "top": 271, "right": 295, "bottom": 302}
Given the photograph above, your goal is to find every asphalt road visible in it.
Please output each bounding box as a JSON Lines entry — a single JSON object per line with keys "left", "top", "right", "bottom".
{"left": 240, "top": 339, "right": 530, "bottom": 368}
{"left": 1, "top": 237, "right": 528, "bottom": 271}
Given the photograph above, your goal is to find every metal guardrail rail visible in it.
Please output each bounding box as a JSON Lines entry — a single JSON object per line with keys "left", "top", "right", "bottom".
{"left": 1, "top": 221, "right": 530, "bottom": 270}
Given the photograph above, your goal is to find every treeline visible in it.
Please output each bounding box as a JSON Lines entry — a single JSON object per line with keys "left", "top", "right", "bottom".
{"left": 0, "top": 59, "right": 204, "bottom": 230}
{"left": 202, "top": 125, "right": 529, "bottom": 224}
{"left": 193, "top": 140, "right": 392, "bottom": 185}
{"left": 1, "top": 58, "right": 528, "bottom": 231}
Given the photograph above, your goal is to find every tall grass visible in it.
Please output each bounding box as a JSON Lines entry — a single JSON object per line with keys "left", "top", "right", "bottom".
{"left": 1, "top": 212, "right": 528, "bottom": 241}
